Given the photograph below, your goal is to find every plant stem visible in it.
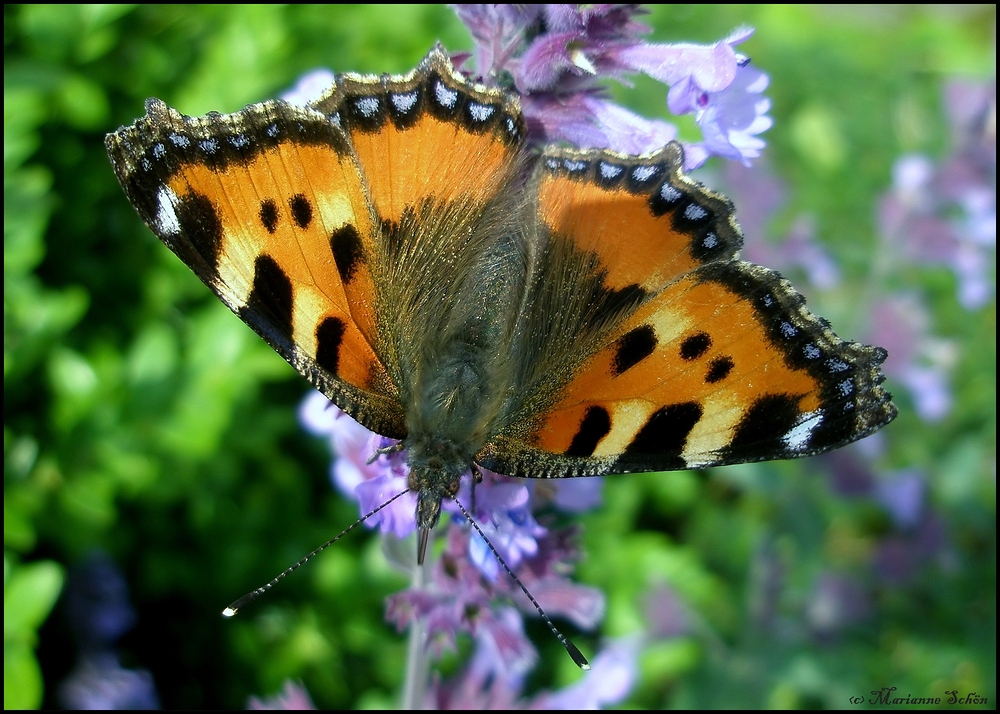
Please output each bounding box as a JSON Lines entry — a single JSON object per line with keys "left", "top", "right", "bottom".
{"left": 401, "top": 540, "right": 431, "bottom": 709}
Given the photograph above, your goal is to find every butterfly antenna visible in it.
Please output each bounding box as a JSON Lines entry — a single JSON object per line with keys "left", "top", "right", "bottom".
{"left": 449, "top": 496, "right": 591, "bottom": 670}
{"left": 222, "top": 488, "right": 411, "bottom": 617}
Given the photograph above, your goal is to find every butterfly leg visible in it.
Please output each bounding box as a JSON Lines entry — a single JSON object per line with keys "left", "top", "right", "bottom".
{"left": 367, "top": 441, "right": 404, "bottom": 465}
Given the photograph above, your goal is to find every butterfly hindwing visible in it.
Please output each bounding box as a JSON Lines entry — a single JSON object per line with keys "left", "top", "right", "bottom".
{"left": 477, "top": 147, "right": 896, "bottom": 478}
{"left": 105, "top": 98, "right": 406, "bottom": 437}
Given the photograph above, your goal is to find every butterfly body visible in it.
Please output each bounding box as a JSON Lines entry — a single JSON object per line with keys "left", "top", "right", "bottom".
{"left": 106, "top": 46, "right": 896, "bottom": 561}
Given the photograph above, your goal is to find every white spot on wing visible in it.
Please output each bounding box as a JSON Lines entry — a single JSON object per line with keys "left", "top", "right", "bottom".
{"left": 827, "top": 358, "right": 849, "bottom": 373}
{"left": 355, "top": 96, "right": 380, "bottom": 117}
{"left": 684, "top": 203, "right": 708, "bottom": 221}
{"left": 169, "top": 133, "right": 190, "bottom": 148}
{"left": 391, "top": 91, "right": 419, "bottom": 113}
{"left": 434, "top": 81, "right": 458, "bottom": 108}
{"left": 782, "top": 410, "right": 823, "bottom": 451}
{"left": 155, "top": 186, "right": 181, "bottom": 235}
{"left": 703, "top": 232, "right": 719, "bottom": 248}
{"left": 780, "top": 321, "right": 798, "bottom": 338}
{"left": 468, "top": 102, "right": 494, "bottom": 122}
{"left": 660, "top": 183, "right": 682, "bottom": 202}
{"left": 599, "top": 162, "right": 623, "bottom": 179}
{"left": 632, "top": 165, "right": 657, "bottom": 182}
{"left": 564, "top": 159, "right": 587, "bottom": 172}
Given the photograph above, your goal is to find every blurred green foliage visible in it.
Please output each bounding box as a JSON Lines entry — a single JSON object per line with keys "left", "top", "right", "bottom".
{"left": 4, "top": 4, "right": 995, "bottom": 709}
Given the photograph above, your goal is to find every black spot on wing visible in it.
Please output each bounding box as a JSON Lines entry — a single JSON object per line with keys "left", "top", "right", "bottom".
{"left": 680, "top": 332, "right": 711, "bottom": 360}
{"left": 701, "top": 261, "right": 896, "bottom": 452}
{"left": 591, "top": 282, "right": 647, "bottom": 327}
{"left": 612, "top": 325, "right": 657, "bottom": 377}
{"left": 315, "top": 317, "right": 346, "bottom": 375}
{"left": 726, "top": 393, "right": 801, "bottom": 458}
{"left": 330, "top": 224, "right": 365, "bottom": 284}
{"left": 566, "top": 406, "right": 612, "bottom": 457}
{"left": 624, "top": 402, "right": 703, "bottom": 467}
{"left": 175, "top": 191, "right": 224, "bottom": 273}
{"left": 289, "top": 194, "right": 312, "bottom": 229}
{"left": 259, "top": 199, "right": 278, "bottom": 233}
{"left": 239, "top": 255, "right": 294, "bottom": 345}
{"left": 706, "top": 356, "right": 734, "bottom": 383}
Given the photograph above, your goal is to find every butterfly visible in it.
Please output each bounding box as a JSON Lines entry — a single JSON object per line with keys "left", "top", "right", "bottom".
{"left": 105, "top": 45, "right": 896, "bottom": 565}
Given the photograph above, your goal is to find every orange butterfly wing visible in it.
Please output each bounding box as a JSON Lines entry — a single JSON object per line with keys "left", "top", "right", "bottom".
{"left": 105, "top": 48, "right": 528, "bottom": 442}
{"left": 105, "top": 98, "right": 406, "bottom": 436}
{"left": 476, "top": 147, "right": 896, "bottom": 477}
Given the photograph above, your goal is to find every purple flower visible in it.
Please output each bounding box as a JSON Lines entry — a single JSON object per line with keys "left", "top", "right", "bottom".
{"left": 428, "top": 630, "right": 640, "bottom": 710}
{"left": 872, "top": 512, "right": 949, "bottom": 585}
{"left": 453, "top": 5, "right": 771, "bottom": 165}
{"left": 58, "top": 552, "right": 160, "bottom": 710}
{"left": 455, "top": 475, "right": 547, "bottom": 581}
{"left": 721, "top": 160, "right": 841, "bottom": 291}
{"left": 63, "top": 551, "right": 137, "bottom": 651}
{"left": 425, "top": 606, "right": 535, "bottom": 709}
{"left": 874, "top": 469, "right": 926, "bottom": 531}
{"left": 532, "top": 635, "right": 642, "bottom": 709}
{"left": 521, "top": 91, "right": 679, "bottom": 156}
{"left": 620, "top": 27, "right": 771, "bottom": 166}
{"left": 299, "top": 391, "right": 415, "bottom": 537}
{"left": 867, "top": 295, "right": 955, "bottom": 422}
{"left": 529, "top": 476, "right": 604, "bottom": 513}
{"left": 280, "top": 69, "right": 336, "bottom": 107}
{"left": 877, "top": 78, "right": 996, "bottom": 310}
{"left": 681, "top": 61, "right": 772, "bottom": 168}
{"left": 58, "top": 652, "right": 160, "bottom": 710}
{"left": 386, "top": 527, "right": 538, "bottom": 664}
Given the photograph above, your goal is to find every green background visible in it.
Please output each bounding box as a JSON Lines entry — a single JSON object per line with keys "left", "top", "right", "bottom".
{"left": 5, "top": 4, "right": 995, "bottom": 709}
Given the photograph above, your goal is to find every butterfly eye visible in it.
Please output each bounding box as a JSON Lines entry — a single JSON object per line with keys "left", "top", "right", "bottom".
{"left": 448, "top": 479, "right": 460, "bottom": 495}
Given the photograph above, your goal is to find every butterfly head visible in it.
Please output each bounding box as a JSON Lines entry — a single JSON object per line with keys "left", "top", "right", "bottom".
{"left": 406, "top": 436, "right": 469, "bottom": 564}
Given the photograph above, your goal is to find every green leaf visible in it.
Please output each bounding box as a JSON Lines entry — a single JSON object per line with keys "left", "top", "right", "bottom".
{"left": 3, "top": 559, "right": 64, "bottom": 710}
{"left": 4, "top": 558, "right": 65, "bottom": 641}
{"left": 4, "top": 644, "right": 43, "bottom": 710}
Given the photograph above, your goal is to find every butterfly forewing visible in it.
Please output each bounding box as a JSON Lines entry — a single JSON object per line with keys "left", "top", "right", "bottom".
{"left": 310, "top": 50, "right": 525, "bottom": 225}
{"left": 105, "top": 98, "right": 406, "bottom": 437}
